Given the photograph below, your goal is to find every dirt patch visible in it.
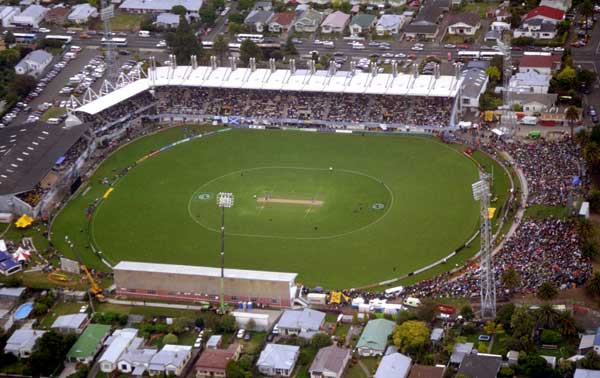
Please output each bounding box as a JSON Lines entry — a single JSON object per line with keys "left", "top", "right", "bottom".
{"left": 257, "top": 197, "right": 323, "bottom": 206}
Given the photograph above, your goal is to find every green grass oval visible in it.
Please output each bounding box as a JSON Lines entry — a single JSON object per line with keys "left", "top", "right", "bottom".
{"left": 65, "top": 129, "right": 480, "bottom": 288}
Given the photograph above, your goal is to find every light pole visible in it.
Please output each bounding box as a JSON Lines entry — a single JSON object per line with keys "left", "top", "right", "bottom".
{"left": 216, "top": 192, "right": 234, "bottom": 314}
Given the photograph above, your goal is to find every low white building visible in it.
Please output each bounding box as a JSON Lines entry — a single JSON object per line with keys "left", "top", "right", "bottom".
{"left": 119, "top": 0, "right": 202, "bottom": 14}
{"left": 320, "top": 11, "right": 350, "bottom": 33}
{"left": 98, "top": 328, "right": 139, "bottom": 373}
{"left": 148, "top": 344, "right": 192, "bottom": 376}
{"left": 4, "top": 329, "right": 46, "bottom": 358}
{"left": 257, "top": 344, "right": 300, "bottom": 377}
{"left": 460, "top": 68, "right": 489, "bottom": 111}
{"left": 15, "top": 50, "right": 53, "bottom": 77}
{"left": 513, "top": 19, "right": 556, "bottom": 40}
{"left": 51, "top": 313, "right": 89, "bottom": 334}
{"left": 0, "top": 6, "right": 21, "bottom": 28}
{"left": 11, "top": 4, "right": 47, "bottom": 28}
{"left": 446, "top": 12, "right": 481, "bottom": 35}
{"left": 509, "top": 71, "right": 551, "bottom": 94}
{"left": 376, "top": 14, "right": 406, "bottom": 35}
{"left": 117, "top": 343, "right": 158, "bottom": 375}
{"left": 156, "top": 12, "right": 181, "bottom": 28}
{"left": 68, "top": 3, "right": 98, "bottom": 24}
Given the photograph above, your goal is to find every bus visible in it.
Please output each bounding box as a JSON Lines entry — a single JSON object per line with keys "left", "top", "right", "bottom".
{"left": 202, "top": 41, "right": 214, "bottom": 48}
{"left": 236, "top": 33, "right": 264, "bottom": 43}
{"left": 138, "top": 30, "right": 150, "bottom": 37}
{"left": 228, "top": 43, "right": 241, "bottom": 51}
{"left": 457, "top": 50, "right": 480, "bottom": 59}
{"left": 523, "top": 51, "right": 552, "bottom": 56}
{"left": 45, "top": 35, "right": 73, "bottom": 45}
{"left": 101, "top": 37, "right": 128, "bottom": 46}
{"left": 480, "top": 51, "right": 504, "bottom": 59}
{"left": 12, "top": 33, "right": 37, "bottom": 43}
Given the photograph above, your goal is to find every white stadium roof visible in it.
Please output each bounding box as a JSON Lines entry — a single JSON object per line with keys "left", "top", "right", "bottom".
{"left": 114, "top": 261, "right": 298, "bottom": 283}
{"left": 76, "top": 65, "right": 463, "bottom": 115}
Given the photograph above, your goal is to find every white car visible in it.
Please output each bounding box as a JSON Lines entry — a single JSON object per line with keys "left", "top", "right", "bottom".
{"left": 314, "top": 39, "right": 322, "bottom": 45}
{"left": 156, "top": 40, "right": 167, "bottom": 48}
{"left": 394, "top": 52, "right": 406, "bottom": 58}
{"left": 39, "top": 28, "right": 51, "bottom": 33}
{"left": 554, "top": 47, "right": 565, "bottom": 52}
{"left": 352, "top": 44, "right": 365, "bottom": 49}
{"left": 236, "top": 329, "right": 245, "bottom": 339}
{"left": 411, "top": 46, "right": 424, "bottom": 51}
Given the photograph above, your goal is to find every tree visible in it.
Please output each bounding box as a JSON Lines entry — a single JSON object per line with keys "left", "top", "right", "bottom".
{"left": 392, "top": 320, "right": 430, "bottom": 354}
{"left": 536, "top": 304, "right": 559, "bottom": 329}
{"left": 30, "top": 331, "right": 77, "bottom": 376}
{"left": 282, "top": 36, "right": 298, "bottom": 56}
{"left": 415, "top": 299, "right": 438, "bottom": 323}
{"left": 220, "top": 314, "right": 236, "bottom": 333}
{"left": 228, "top": 12, "right": 245, "bottom": 24}
{"left": 510, "top": 306, "right": 535, "bottom": 340}
{"left": 459, "top": 305, "right": 474, "bottom": 321}
{"left": 246, "top": 318, "right": 256, "bottom": 331}
{"left": 581, "top": 239, "right": 599, "bottom": 259}
{"left": 486, "top": 66, "right": 501, "bottom": 84}
{"left": 566, "top": 106, "right": 579, "bottom": 138}
{"left": 4, "top": 31, "right": 15, "bottom": 45}
{"left": 580, "top": 350, "right": 600, "bottom": 370}
{"left": 239, "top": 39, "right": 262, "bottom": 66}
{"left": 311, "top": 333, "right": 333, "bottom": 349}
{"left": 171, "top": 5, "right": 187, "bottom": 16}
{"left": 586, "top": 272, "right": 600, "bottom": 298}
{"left": 9, "top": 74, "right": 37, "bottom": 98}
{"left": 518, "top": 353, "right": 557, "bottom": 378}
{"left": 556, "top": 310, "right": 578, "bottom": 338}
{"left": 170, "top": 317, "right": 192, "bottom": 334}
{"left": 537, "top": 282, "right": 558, "bottom": 301}
{"left": 0, "top": 48, "right": 20, "bottom": 67}
{"left": 556, "top": 66, "right": 577, "bottom": 90}
{"left": 577, "top": 218, "right": 594, "bottom": 241}
{"left": 163, "top": 333, "right": 179, "bottom": 344}
{"left": 396, "top": 310, "right": 417, "bottom": 325}
{"left": 483, "top": 321, "right": 504, "bottom": 337}
{"left": 200, "top": 2, "right": 218, "bottom": 26}
{"left": 580, "top": 0, "right": 594, "bottom": 40}
{"left": 501, "top": 268, "right": 521, "bottom": 293}
{"left": 226, "top": 360, "right": 253, "bottom": 378}
{"left": 167, "top": 17, "right": 202, "bottom": 65}
{"left": 213, "top": 34, "right": 229, "bottom": 64}
{"left": 540, "top": 329, "right": 561, "bottom": 344}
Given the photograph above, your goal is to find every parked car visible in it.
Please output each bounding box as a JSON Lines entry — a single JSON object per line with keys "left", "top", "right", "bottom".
{"left": 236, "top": 329, "right": 245, "bottom": 339}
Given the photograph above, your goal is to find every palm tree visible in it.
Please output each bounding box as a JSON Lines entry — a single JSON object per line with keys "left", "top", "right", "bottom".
{"left": 501, "top": 268, "right": 521, "bottom": 294}
{"left": 566, "top": 106, "right": 579, "bottom": 138}
{"left": 536, "top": 303, "right": 559, "bottom": 328}
{"left": 586, "top": 272, "right": 600, "bottom": 298}
{"left": 537, "top": 281, "right": 558, "bottom": 301}
{"left": 580, "top": 0, "right": 595, "bottom": 41}
{"left": 556, "top": 310, "right": 578, "bottom": 338}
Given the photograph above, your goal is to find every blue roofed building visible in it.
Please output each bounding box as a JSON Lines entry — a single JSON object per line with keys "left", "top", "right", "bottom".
{"left": 374, "top": 352, "right": 412, "bottom": 378}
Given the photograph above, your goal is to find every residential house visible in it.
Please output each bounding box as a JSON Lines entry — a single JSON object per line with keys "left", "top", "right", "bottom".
{"left": 519, "top": 54, "right": 561, "bottom": 75}
{"left": 276, "top": 308, "right": 325, "bottom": 338}
{"left": 269, "top": 12, "right": 295, "bottom": 33}
{"left": 508, "top": 92, "right": 557, "bottom": 113}
{"left": 148, "top": 344, "right": 193, "bottom": 376}
{"left": 308, "top": 345, "right": 351, "bottom": 378}
{"left": 575, "top": 369, "right": 600, "bottom": 378}
{"left": 457, "top": 354, "right": 502, "bottom": 378}
{"left": 116, "top": 339, "right": 157, "bottom": 375}
{"left": 244, "top": 9, "right": 274, "bottom": 32}
{"left": 446, "top": 12, "right": 480, "bottom": 35}
{"left": 15, "top": 50, "right": 53, "bottom": 77}
{"left": 66, "top": 324, "right": 112, "bottom": 365}
{"left": 430, "top": 328, "right": 443, "bottom": 345}
{"left": 376, "top": 14, "right": 406, "bottom": 35}
{"left": 460, "top": 68, "right": 489, "bottom": 111}
{"left": 0, "top": 6, "right": 20, "bottom": 27}
{"left": 408, "top": 364, "right": 445, "bottom": 378}
{"left": 156, "top": 12, "right": 182, "bottom": 28}
{"left": 403, "top": 20, "right": 438, "bottom": 39}
{"left": 0, "top": 287, "right": 26, "bottom": 300}
{"left": 98, "top": 328, "right": 139, "bottom": 373}
{"left": 349, "top": 13, "right": 376, "bottom": 35}
{"left": 51, "top": 313, "right": 89, "bottom": 334}
{"left": 4, "top": 329, "right": 45, "bottom": 358}
{"left": 449, "top": 342, "right": 474, "bottom": 365}
{"left": 374, "top": 352, "right": 412, "bottom": 378}
{"left": 257, "top": 344, "right": 300, "bottom": 377}
{"left": 196, "top": 343, "right": 242, "bottom": 378}
{"left": 253, "top": 1, "right": 273, "bottom": 11}
{"left": 513, "top": 19, "right": 557, "bottom": 40}
{"left": 509, "top": 71, "right": 551, "bottom": 94}
{"left": 355, "top": 319, "right": 396, "bottom": 357}
{"left": 119, "top": 0, "right": 202, "bottom": 14}
{"left": 321, "top": 11, "right": 350, "bottom": 33}
{"left": 206, "top": 335, "right": 222, "bottom": 349}
{"left": 523, "top": 5, "right": 565, "bottom": 24}
{"left": 11, "top": 4, "right": 47, "bottom": 28}
{"left": 539, "top": 0, "right": 571, "bottom": 11}
{"left": 294, "top": 8, "right": 323, "bottom": 32}
{"left": 68, "top": 3, "right": 97, "bottom": 23}
{"left": 44, "top": 6, "right": 69, "bottom": 25}
{"left": 507, "top": 350, "right": 519, "bottom": 366}
{"left": 578, "top": 332, "right": 596, "bottom": 355}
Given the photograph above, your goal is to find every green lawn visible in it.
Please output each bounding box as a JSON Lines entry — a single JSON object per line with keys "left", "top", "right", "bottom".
{"left": 53, "top": 128, "right": 482, "bottom": 288}
{"left": 345, "top": 363, "right": 368, "bottom": 378}
{"left": 40, "top": 106, "right": 66, "bottom": 122}
{"left": 107, "top": 13, "right": 143, "bottom": 31}
{"left": 40, "top": 301, "right": 86, "bottom": 328}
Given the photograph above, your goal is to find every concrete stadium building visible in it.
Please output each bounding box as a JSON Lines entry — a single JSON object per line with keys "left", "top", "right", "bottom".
{"left": 113, "top": 261, "right": 299, "bottom": 308}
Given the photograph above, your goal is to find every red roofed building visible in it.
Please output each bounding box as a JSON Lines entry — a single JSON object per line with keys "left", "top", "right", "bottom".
{"left": 195, "top": 343, "right": 242, "bottom": 378}
{"left": 519, "top": 54, "right": 562, "bottom": 75}
{"left": 269, "top": 12, "right": 296, "bottom": 32}
{"left": 523, "top": 5, "right": 565, "bottom": 24}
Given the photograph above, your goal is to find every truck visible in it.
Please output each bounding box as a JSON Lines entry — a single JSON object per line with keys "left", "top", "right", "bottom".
{"left": 306, "top": 293, "right": 327, "bottom": 305}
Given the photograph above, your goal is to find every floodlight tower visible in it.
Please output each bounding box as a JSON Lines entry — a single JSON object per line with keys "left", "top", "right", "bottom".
{"left": 472, "top": 173, "right": 496, "bottom": 319}
{"left": 100, "top": 0, "right": 116, "bottom": 83}
{"left": 216, "top": 192, "right": 234, "bottom": 314}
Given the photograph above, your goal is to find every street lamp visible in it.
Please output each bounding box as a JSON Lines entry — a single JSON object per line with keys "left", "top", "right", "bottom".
{"left": 216, "top": 192, "right": 234, "bottom": 314}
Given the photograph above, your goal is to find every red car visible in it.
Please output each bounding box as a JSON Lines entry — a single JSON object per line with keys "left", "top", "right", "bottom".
{"left": 457, "top": 44, "right": 469, "bottom": 49}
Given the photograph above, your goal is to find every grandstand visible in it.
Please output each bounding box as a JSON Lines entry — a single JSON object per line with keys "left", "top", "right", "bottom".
{"left": 0, "top": 122, "right": 93, "bottom": 217}
{"left": 73, "top": 61, "right": 464, "bottom": 132}
{"left": 113, "top": 261, "right": 299, "bottom": 308}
